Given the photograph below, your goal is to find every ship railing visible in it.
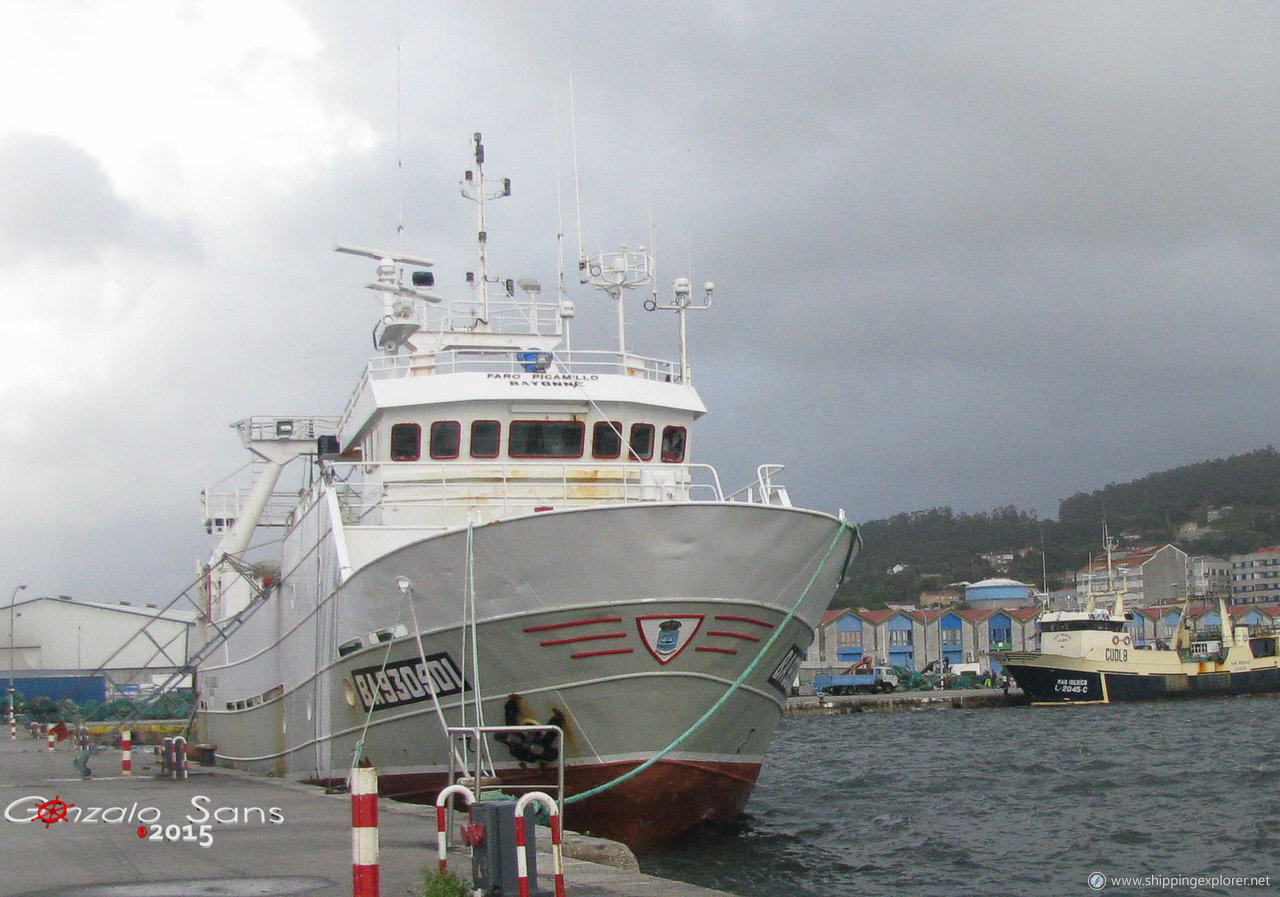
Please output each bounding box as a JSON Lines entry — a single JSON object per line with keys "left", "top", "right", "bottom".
{"left": 363, "top": 347, "right": 684, "bottom": 382}
{"left": 328, "top": 461, "right": 726, "bottom": 521}
{"left": 233, "top": 415, "right": 339, "bottom": 444}
{"left": 203, "top": 483, "right": 306, "bottom": 533}
{"left": 724, "top": 464, "right": 794, "bottom": 507}
{"left": 440, "top": 298, "right": 565, "bottom": 335}
{"left": 337, "top": 349, "right": 687, "bottom": 437}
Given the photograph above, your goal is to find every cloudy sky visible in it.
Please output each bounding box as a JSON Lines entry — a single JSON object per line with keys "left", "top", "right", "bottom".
{"left": 4, "top": 1, "right": 1280, "bottom": 605}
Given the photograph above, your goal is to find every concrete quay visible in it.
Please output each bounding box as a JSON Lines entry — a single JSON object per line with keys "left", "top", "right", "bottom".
{"left": 0, "top": 735, "right": 738, "bottom": 897}
{"left": 786, "top": 685, "right": 1027, "bottom": 716}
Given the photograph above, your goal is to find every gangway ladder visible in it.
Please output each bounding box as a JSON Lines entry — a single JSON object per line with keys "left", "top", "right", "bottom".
{"left": 63, "top": 553, "right": 275, "bottom": 733}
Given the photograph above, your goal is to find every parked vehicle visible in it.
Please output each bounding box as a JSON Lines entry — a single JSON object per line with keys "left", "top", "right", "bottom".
{"left": 813, "top": 659, "right": 899, "bottom": 695}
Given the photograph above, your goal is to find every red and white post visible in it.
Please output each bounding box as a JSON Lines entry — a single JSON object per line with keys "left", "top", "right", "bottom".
{"left": 433, "top": 784, "right": 477, "bottom": 875}
{"left": 350, "top": 767, "right": 379, "bottom": 897}
{"left": 121, "top": 730, "right": 132, "bottom": 776}
{"left": 46, "top": 723, "right": 55, "bottom": 752}
{"left": 513, "top": 791, "right": 565, "bottom": 897}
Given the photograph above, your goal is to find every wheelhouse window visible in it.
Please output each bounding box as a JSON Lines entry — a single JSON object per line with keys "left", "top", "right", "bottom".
{"left": 592, "top": 421, "right": 622, "bottom": 459}
{"left": 629, "top": 423, "right": 655, "bottom": 461}
{"left": 429, "top": 421, "right": 460, "bottom": 459}
{"left": 509, "top": 421, "right": 585, "bottom": 458}
{"left": 660, "top": 426, "right": 687, "bottom": 463}
{"left": 390, "top": 423, "right": 421, "bottom": 461}
{"left": 470, "top": 420, "right": 500, "bottom": 458}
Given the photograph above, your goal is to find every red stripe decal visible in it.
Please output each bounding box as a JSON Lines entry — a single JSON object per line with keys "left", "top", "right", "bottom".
{"left": 706, "top": 630, "right": 761, "bottom": 642}
{"left": 713, "top": 615, "right": 774, "bottom": 628}
{"left": 540, "top": 632, "right": 627, "bottom": 647}
{"left": 695, "top": 646, "right": 738, "bottom": 654}
{"left": 569, "top": 648, "right": 634, "bottom": 659}
{"left": 524, "top": 616, "right": 623, "bottom": 633}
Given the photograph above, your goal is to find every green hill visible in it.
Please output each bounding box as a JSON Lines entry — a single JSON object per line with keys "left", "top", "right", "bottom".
{"left": 835, "top": 446, "right": 1280, "bottom": 608}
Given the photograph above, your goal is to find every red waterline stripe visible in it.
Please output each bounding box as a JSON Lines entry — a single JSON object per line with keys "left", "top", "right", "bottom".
{"left": 540, "top": 632, "right": 627, "bottom": 647}
{"left": 570, "top": 648, "right": 635, "bottom": 659}
{"left": 524, "top": 616, "right": 623, "bottom": 633}
{"left": 706, "top": 630, "right": 761, "bottom": 642}
{"left": 713, "top": 615, "right": 775, "bottom": 628}
{"left": 695, "top": 646, "right": 739, "bottom": 654}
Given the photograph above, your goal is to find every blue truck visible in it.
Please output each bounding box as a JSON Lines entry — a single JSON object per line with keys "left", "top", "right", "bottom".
{"left": 813, "top": 664, "right": 899, "bottom": 695}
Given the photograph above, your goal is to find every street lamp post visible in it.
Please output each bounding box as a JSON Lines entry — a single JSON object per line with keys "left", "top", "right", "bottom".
{"left": 8, "top": 584, "right": 27, "bottom": 738}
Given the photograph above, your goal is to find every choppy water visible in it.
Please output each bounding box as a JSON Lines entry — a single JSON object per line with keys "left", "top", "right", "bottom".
{"left": 640, "top": 698, "right": 1280, "bottom": 897}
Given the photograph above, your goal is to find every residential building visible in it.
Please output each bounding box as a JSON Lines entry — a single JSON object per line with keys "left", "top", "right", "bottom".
{"left": 1076, "top": 544, "right": 1189, "bottom": 606}
{"left": 1229, "top": 546, "right": 1280, "bottom": 605}
{"left": 1188, "top": 555, "right": 1231, "bottom": 600}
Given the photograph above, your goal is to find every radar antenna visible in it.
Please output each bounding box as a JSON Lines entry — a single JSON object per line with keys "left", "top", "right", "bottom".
{"left": 333, "top": 244, "right": 441, "bottom": 352}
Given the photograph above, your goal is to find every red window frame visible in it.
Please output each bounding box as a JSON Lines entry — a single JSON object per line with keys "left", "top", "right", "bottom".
{"left": 629, "top": 423, "right": 655, "bottom": 461}
{"left": 390, "top": 423, "right": 421, "bottom": 461}
{"left": 592, "top": 421, "right": 623, "bottom": 459}
{"left": 429, "top": 421, "right": 461, "bottom": 460}
{"left": 470, "top": 420, "right": 501, "bottom": 458}
{"left": 660, "top": 425, "right": 687, "bottom": 463}
{"left": 508, "top": 420, "right": 586, "bottom": 459}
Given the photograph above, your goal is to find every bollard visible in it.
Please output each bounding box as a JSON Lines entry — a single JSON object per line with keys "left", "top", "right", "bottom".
{"left": 162, "top": 737, "right": 174, "bottom": 776}
{"left": 46, "top": 723, "right": 55, "bottom": 752}
{"left": 121, "top": 730, "right": 132, "bottom": 776}
{"left": 350, "top": 767, "right": 379, "bottom": 897}
{"left": 173, "top": 736, "right": 188, "bottom": 780}
{"left": 434, "top": 784, "right": 477, "bottom": 875}
{"left": 513, "top": 792, "right": 565, "bottom": 897}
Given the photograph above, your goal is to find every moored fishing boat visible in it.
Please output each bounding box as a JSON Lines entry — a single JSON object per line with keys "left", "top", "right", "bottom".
{"left": 997, "top": 537, "right": 1280, "bottom": 705}
{"left": 194, "top": 134, "right": 859, "bottom": 849}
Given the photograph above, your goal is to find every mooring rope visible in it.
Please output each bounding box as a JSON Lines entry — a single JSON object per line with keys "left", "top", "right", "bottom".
{"left": 347, "top": 598, "right": 409, "bottom": 776}
{"left": 564, "top": 517, "right": 857, "bottom": 805}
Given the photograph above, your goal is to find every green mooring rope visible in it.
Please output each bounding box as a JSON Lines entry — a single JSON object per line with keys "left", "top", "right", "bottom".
{"left": 564, "top": 518, "right": 856, "bottom": 805}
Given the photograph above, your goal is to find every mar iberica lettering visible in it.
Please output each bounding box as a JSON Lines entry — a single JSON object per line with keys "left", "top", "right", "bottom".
{"left": 350, "top": 653, "right": 469, "bottom": 712}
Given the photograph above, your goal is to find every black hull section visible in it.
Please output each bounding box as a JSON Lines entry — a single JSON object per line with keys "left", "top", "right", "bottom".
{"left": 1006, "top": 665, "right": 1105, "bottom": 703}
{"left": 1007, "top": 662, "right": 1280, "bottom": 705}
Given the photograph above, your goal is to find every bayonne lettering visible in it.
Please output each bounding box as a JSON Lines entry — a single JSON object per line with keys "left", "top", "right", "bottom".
{"left": 350, "top": 654, "right": 469, "bottom": 712}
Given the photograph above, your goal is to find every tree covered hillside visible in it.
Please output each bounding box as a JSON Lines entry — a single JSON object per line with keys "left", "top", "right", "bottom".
{"left": 835, "top": 447, "right": 1280, "bottom": 608}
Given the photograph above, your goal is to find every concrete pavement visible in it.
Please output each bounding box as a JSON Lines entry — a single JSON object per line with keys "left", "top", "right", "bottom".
{"left": 0, "top": 734, "right": 738, "bottom": 897}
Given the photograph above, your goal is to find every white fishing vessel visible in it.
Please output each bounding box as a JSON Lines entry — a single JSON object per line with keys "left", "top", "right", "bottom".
{"left": 195, "top": 134, "right": 858, "bottom": 849}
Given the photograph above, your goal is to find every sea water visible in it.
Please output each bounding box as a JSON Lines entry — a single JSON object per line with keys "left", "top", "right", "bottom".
{"left": 640, "top": 698, "right": 1280, "bottom": 897}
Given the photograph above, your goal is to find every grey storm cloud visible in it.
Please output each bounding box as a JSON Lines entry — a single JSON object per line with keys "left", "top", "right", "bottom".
{"left": 5, "top": 1, "right": 1280, "bottom": 607}
{"left": 0, "top": 132, "right": 196, "bottom": 264}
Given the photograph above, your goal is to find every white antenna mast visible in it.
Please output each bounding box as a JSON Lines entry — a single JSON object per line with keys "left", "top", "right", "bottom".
{"left": 460, "top": 132, "right": 511, "bottom": 326}
{"left": 645, "top": 276, "right": 715, "bottom": 384}
{"left": 554, "top": 94, "right": 575, "bottom": 354}
{"left": 395, "top": 0, "right": 404, "bottom": 251}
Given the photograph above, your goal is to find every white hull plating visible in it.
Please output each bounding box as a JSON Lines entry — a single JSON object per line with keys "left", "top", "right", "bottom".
{"left": 198, "top": 500, "right": 853, "bottom": 825}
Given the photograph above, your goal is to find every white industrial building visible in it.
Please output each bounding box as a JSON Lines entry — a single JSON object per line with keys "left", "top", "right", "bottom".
{"left": 3, "top": 594, "right": 197, "bottom": 700}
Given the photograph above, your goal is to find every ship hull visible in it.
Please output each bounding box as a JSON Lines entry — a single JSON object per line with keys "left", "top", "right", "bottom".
{"left": 1002, "top": 652, "right": 1280, "bottom": 705}
{"left": 197, "top": 500, "right": 855, "bottom": 849}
